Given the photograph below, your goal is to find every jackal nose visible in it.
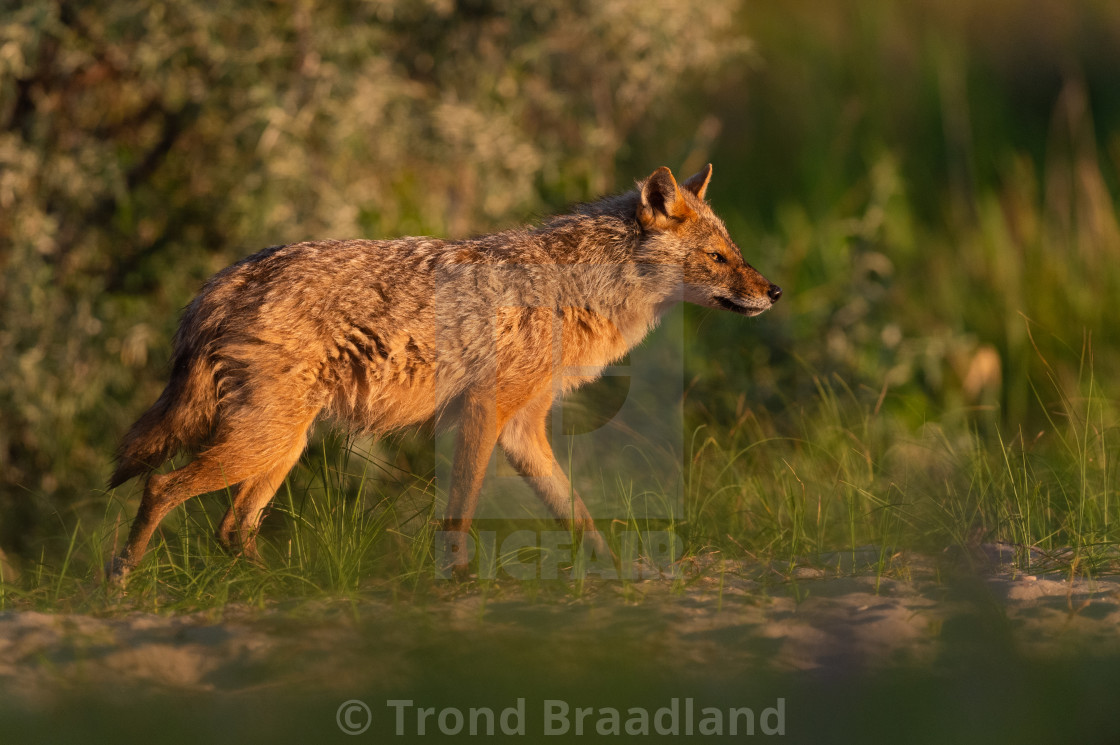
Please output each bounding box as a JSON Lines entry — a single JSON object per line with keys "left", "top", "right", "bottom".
{"left": 767, "top": 284, "right": 782, "bottom": 303}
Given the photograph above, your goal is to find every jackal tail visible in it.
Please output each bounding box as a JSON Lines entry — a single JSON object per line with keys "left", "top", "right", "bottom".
{"left": 108, "top": 352, "right": 217, "bottom": 488}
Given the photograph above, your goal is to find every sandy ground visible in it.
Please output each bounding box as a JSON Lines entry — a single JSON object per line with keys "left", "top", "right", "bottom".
{"left": 2, "top": 548, "right": 1119, "bottom": 708}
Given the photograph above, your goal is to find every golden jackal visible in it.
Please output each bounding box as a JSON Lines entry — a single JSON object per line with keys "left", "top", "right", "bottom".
{"left": 107, "top": 165, "right": 781, "bottom": 579}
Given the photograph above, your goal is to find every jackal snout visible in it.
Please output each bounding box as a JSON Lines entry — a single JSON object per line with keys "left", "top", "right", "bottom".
{"left": 637, "top": 165, "right": 781, "bottom": 317}
{"left": 694, "top": 246, "right": 781, "bottom": 317}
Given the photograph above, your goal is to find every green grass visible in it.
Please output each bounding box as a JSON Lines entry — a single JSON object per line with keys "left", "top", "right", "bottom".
{"left": 685, "top": 356, "right": 1118, "bottom": 575}
{"left": 1, "top": 331, "right": 1113, "bottom": 615}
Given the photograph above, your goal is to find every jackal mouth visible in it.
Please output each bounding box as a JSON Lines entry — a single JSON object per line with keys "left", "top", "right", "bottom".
{"left": 712, "top": 295, "right": 766, "bottom": 316}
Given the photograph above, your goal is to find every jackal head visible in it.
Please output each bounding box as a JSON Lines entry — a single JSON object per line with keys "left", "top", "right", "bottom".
{"left": 637, "top": 165, "right": 781, "bottom": 316}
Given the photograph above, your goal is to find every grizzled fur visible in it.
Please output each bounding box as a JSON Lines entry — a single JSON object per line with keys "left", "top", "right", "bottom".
{"left": 107, "top": 165, "right": 780, "bottom": 579}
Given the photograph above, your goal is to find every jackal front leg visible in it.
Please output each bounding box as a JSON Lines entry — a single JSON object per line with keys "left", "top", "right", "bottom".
{"left": 499, "top": 392, "right": 614, "bottom": 568}
{"left": 440, "top": 388, "right": 501, "bottom": 575}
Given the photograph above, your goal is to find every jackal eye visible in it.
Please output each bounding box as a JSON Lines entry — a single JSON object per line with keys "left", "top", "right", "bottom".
{"left": 708, "top": 251, "right": 727, "bottom": 264}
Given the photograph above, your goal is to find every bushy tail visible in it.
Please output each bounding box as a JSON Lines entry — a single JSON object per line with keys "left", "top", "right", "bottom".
{"left": 108, "top": 352, "right": 218, "bottom": 488}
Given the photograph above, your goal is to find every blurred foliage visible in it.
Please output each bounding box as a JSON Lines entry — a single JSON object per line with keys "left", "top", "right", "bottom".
{"left": 683, "top": 0, "right": 1120, "bottom": 433}
{"left": 2, "top": 0, "right": 1119, "bottom": 562}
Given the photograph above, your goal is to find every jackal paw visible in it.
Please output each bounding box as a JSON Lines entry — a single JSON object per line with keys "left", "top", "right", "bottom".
{"left": 216, "top": 529, "right": 263, "bottom": 566}
{"left": 104, "top": 556, "right": 133, "bottom": 586}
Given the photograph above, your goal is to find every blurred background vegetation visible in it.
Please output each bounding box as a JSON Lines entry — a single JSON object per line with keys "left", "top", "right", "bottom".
{"left": 1, "top": 0, "right": 1118, "bottom": 566}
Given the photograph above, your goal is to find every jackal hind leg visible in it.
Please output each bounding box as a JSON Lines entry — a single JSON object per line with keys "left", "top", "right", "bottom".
{"left": 216, "top": 434, "right": 309, "bottom": 562}
{"left": 110, "top": 412, "right": 317, "bottom": 582}
{"left": 216, "top": 410, "right": 318, "bottom": 560}
{"left": 109, "top": 447, "right": 260, "bottom": 580}
{"left": 498, "top": 393, "right": 614, "bottom": 567}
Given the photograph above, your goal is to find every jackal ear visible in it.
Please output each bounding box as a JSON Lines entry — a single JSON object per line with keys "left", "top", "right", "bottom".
{"left": 638, "top": 166, "right": 690, "bottom": 230}
{"left": 682, "top": 164, "right": 713, "bottom": 201}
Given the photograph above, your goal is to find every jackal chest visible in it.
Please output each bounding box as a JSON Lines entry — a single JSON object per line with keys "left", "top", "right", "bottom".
{"left": 558, "top": 305, "right": 645, "bottom": 371}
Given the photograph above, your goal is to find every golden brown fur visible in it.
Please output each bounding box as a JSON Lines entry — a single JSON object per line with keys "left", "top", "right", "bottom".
{"left": 107, "top": 165, "right": 781, "bottom": 579}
